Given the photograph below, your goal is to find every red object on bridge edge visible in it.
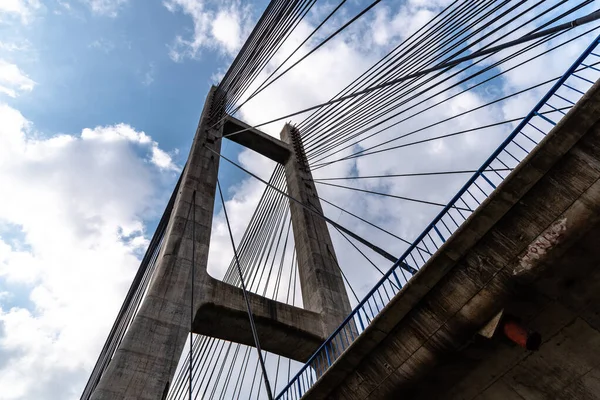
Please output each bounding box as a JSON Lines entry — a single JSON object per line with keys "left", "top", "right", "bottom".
{"left": 502, "top": 319, "right": 542, "bottom": 351}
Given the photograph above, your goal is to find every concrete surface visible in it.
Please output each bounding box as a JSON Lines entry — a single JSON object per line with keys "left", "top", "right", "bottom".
{"left": 91, "top": 86, "right": 224, "bottom": 400}
{"left": 223, "top": 114, "right": 291, "bottom": 164}
{"left": 90, "top": 93, "right": 353, "bottom": 399}
{"left": 281, "top": 124, "right": 354, "bottom": 340}
{"left": 302, "top": 81, "right": 600, "bottom": 399}
{"left": 193, "top": 277, "right": 325, "bottom": 362}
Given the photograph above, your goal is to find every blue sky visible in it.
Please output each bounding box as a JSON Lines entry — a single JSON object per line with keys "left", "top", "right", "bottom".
{"left": 0, "top": 1, "right": 274, "bottom": 398}
{"left": 0, "top": 0, "right": 599, "bottom": 398}
{"left": 1, "top": 0, "right": 260, "bottom": 191}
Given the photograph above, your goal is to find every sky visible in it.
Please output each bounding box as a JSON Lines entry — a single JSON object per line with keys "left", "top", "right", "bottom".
{"left": 0, "top": 0, "right": 599, "bottom": 399}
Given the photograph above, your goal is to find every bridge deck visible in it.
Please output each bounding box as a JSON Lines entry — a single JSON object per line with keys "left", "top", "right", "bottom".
{"left": 300, "top": 81, "right": 600, "bottom": 399}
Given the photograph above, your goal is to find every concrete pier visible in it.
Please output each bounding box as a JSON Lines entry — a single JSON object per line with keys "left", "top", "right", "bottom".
{"left": 90, "top": 90, "right": 353, "bottom": 399}
{"left": 280, "top": 124, "right": 353, "bottom": 337}
{"left": 91, "top": 87, "right": 224, "bottom": 400}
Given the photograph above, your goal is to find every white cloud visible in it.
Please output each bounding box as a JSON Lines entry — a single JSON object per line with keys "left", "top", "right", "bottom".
{"left": 0, "top": 0, "right": 41, "bottom": 24}
{"left": 88, "top": 38, "right": 115, "bottom": 53}
{"left": 0, "top": 59, "right": 35, "bottom": 98}
{"left": 141, "top": 62, "right": 155, "bottom": 86}
{"left": 58, "top": 0, "right": 71, "bottom": 11}
{"left": 164, "top": 0, "right": 253, "bottom": 61}
{"left": 0, "top": 40, "right": 31, "bottom": 52}
{"left": 211, "top": 7, "right": 243, "bottom": 54}
{"left": 0, "top": 102, "right": 179, "bottom": 399}
{"left": 81, "top": 123, "right": 180, "bottom": 171}
{"left": 2, "top": 1, "right": 599, "bottom": 398}
{"left": 80, "top": 0, "right": 128, "bottom": 17}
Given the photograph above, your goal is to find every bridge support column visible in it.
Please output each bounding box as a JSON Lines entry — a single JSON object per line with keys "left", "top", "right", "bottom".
{"left": 280, "top": 124, "right": 353, "bottom": 342}
{"left": 90, "top": 88, "right": 224, "bottom": 400}
{"left": 90, "top": 95, "right": 354, "bottom": 400}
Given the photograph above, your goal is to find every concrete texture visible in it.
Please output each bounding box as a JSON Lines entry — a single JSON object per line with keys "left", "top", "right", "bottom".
{"left": 280, "top": 124, "right": 353, "bottom": 340}
{"left": 193, "top": 277, "right": 325, "bottom": 362}
{"left": 90, "top": 93, "right": 353, "bottom": 399}
{"left": 223, "top": 114, "right": 291, "bottom": 164}
{"left": 91, "top": 86, "right": 224, "bottom": 400}
{"left": 302, "top": 81, "right": 600, "bottom": 399}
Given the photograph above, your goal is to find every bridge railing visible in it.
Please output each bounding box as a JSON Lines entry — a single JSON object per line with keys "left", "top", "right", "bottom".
{"left": 276, "top": 35, "right": 600, "bottom": 400}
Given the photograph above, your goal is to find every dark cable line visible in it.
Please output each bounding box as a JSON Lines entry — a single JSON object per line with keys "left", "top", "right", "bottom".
{"left": 314, "top": 168, "right": 513, "bottom": 181}
{"left": 271, "top": 217, "right": 293, "bottom": 299}
{"left": 248, "top": 192, "right": 289, "bottom": 291}
{"left": 332, "top": 225, "right": 393, "bottom": 283}
{"left": 310, "top": 39, "right": 594, "bottom": 170}
{"left": 239, "top": 0, "right": 382, "bottom": 105}
{"left": 315, "top": 180, "right": 472, "bottom": 211}
{"left": 207, "top": 146, "right": 401, "bottom": 264}
{"left": 221, "top": 9, "right": 600, "bottom": 139}
{"left": 216, "top": 344, "right": 241, "bottom": 400}
{"left": 298, "top": 0, "right": 478, "bottom": 135}
{"left": 240, "top": 187, "right": 287, "bottom": 291}
{"left": 301, "top": 0, "right": 562, "bottom": 155}
{"left": 310, "top": 106, "right": 572, "bottom": 169}
{"left": 225, "top": 1, "right": 318, "bottom": 111}
{"left": 317, "top": 195, "right": 414, "bottom": 249}
{"left": 304, "top": 3, "right": 587, "bottom": 163}
{"left": 207, "top": 342, "right": 233, "bottom": 400}
{"left": 222, "top": 168, "right": 286, "bottom": 285}
{"left": 234, "top": 0, "right": 349, "bottom": 113}
{"left": 217, "top": 178, "right": 274, "bottom": 400}
{"left": 301, "top": 7, "right": 600, "bottom": 127}
{"left": 302, "top": 0, "right": 519, "bottom": 147}
{"left": 218, "top": 1, "right": 305, "bottom": 104}
{"left": 325, "top": 245, "right": 361, "bottom": 304}
{"left": 528, "top": 0, "right": 593, "bottom": 35}
{"left": 262, "top": 211, "right": 291, "bottom": 297}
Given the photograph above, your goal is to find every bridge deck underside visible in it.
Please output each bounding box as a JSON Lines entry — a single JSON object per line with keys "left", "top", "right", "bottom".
{"left": 301, "top": 84, "right": 600, "bottom": 399}
{"left": 406, "top": 221, "right": 600, "bottom": 399}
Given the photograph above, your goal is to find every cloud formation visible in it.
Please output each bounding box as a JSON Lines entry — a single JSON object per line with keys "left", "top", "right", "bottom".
{"left": 0, "top": 0, "right": 41, "bottom": 24}
{"left": 80, "top": 0, "right": 128, "bottom": 17}
{"left": 0, "top": 103, "right": 179, "bottom": 399}
{"left": 0, "top": 60, "right": 35, "bottom": 98}
{"left": 164, "top": 0, "right": 253, "bottom": 61}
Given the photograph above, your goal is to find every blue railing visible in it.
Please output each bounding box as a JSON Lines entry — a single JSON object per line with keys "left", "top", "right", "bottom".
{"left": 276, "top": 35, "right": 600, "bottom": 400}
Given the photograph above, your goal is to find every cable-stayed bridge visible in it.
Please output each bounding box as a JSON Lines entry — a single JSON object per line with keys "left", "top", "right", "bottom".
{"left": 81, "top": 1, "right": 600, "bottom": 399}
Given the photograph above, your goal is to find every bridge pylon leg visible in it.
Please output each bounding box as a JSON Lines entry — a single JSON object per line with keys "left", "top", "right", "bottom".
{"left": 90, "top": 88, "right": 223, "bottom": 400}
{"left": 280, "top": 124, "right": 355, "bottom": 366}
{"left": 89, "top": 92, "right": 354, "bottom": 399}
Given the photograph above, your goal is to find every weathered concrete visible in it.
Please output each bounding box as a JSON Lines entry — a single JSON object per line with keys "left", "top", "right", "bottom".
{"left": 91, "top": 93, "right": 353, "bottom": 399}
{"left": 91, "top": 87, "right": 224, "bottom": 400}
{"left": 193, "top": 277, "right": 325, "bottom": 362}
{"left": 281, "top": 124, "right": 354, "bottom": 339}
{"left": 223, "top": 114, "right": 291, "bottom": 164}
{"left": 302, "top": 81, "right": 600, "bottom": 399}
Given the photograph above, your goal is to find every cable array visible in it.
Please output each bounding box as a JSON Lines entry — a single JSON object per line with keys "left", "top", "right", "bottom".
{"left": 85, "top": 0, "right": 600, "bottom": 399}
{"left": 208, "top": 1, "right": 600, "bottom": 397}
{"left": 166, "top": 167, "right": 299, "bottom": 399}
{"left": 81, "top": 175, "right": 182, "bottom": 399}
{"left": 214, "top": 0, "right": 318, "bottom": 115}
{"left": 298, "top": 1, "right": 597, "bottom": 164}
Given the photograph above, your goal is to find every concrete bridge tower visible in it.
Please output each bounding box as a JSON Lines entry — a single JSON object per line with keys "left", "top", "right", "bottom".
{"left": 89, "top": 87, "right": 353, "bottom": 399}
